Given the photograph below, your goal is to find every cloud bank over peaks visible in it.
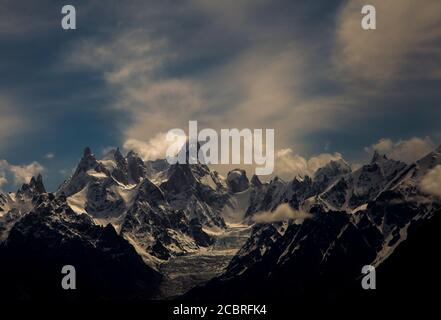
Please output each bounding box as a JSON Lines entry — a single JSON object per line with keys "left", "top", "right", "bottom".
{"left": 274, "top": 148, "right": 343, "bottom": 180}
{"left": 365, "top": 137, "right": 435, "bottom": 164}
{"left": 123, "top": 132, "right": 187, "bottom": 161}
{"left": 0, "top": 160, "right": 44, "bottom": 191}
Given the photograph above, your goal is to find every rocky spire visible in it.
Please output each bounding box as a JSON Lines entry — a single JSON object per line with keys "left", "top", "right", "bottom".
{"left": 250, "top": 174, "right": 262, "bottom": 187}
{"left": 18, "top": 174, "right": 46, "bottom": 196}
{"left": 75, "top": 147, "right": 99, "bottom": 174}
{"left": 29, "top": 174, "right": 46, "bottom": 194}
{"left": 127, "top": 150, "right": 147, "bottom": 183}
{"left": 371, "top": 150, "right": 388, "bottom": 163}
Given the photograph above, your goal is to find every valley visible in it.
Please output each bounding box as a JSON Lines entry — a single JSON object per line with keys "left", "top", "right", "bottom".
{"left": 156, "top": 223, "right": 251, "bottom": 299}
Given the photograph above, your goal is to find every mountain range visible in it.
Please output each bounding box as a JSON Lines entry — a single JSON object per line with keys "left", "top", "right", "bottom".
{"left": 1, "top": 144, "right": 440, "bottom": 304}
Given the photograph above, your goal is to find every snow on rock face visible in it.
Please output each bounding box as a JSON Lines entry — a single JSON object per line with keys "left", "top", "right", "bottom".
{"left": 58, "top": 147, "right": 231, "bottom": 261}
{"left": 161, "top": 163, "right": 229, "bottom": 228}
{"left": 185, "top": 147, "right": 441, "bottom": 302}
{"left": 221, "top": 188, "right": 251, "bottom": 223}
{"left": 121, "top": 177, "right": 214, "bottom": 260}
{"left": 404, "top": 144, "right": 441, "bottom": 181}
{"left": 246, "top": 176, "right": 288, "bottom": 218}
{"left": 227, "top": 169, "right": 250, "bottom": 193}
{"left": 2, "top": 142, "right": 441, "bottom": 301}
{"left": 0, "top": 175, "right": 49, "bottom": 241}
{"left": 313, "top": 159, "right": 351, "bottom": 193}
{"left": 127, "top": 150, "right": 149, "bottom": 183}
{"left": 100, "top": 148, "right": 129, "bottom": 184}
{"left": 66, "top": 185, "right": 88, "bottom": 214}
{"left": 58, "top": 147, "right": 108, "bottom": 197}
{"left": 85, "top": 181, "right": 126, "bottom": 217}
{"left": 319, "top": 153, "right": 407, "bottom": 210}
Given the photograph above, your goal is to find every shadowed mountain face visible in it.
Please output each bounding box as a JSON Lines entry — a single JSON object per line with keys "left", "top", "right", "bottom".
{"left": 184, "top": 147, "right": 441, "bottom": 305}
{"left": 0, "top": 194, "right": 162, "bottom": 301}
{"left": 0, "top": 145, "right": 440, "bottom": 304}
{"left": 0, "top": 147, "right": 232, "bottom": 301}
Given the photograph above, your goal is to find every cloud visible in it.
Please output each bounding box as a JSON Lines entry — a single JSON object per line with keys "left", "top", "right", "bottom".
{"left": 0, "top": 176, "right": 7, "bottom": 189}
{"left": 123, "top": 131, "right": 187, "bottom": 161}
{"left": 0, "top": 160, "right": 8, "bottom": 190}
{"left": 0, "top": 0, "right": 55, "bottom": 38}
{"left": 44, "top": 153, "right": 55, "bottom": 159}
{"left": 274, "top": 148, "right": 343, "bottom": 179}
{"left": 66, "top": 26, "right": 206, "bottom": 143}
{"left": 365, "top": 137, "right": 435, "bottom": 163}
{"left": 335, "top": 0, "right": 441, "bottom": 81}
{"left": 252, "top": 203, "right": 311, "bottom": 224}
{"left": 64, "top": 1, "right": 349, "bottom": 156}
{"left": 122, "top": 79, "right": 204, "bottom": 141}
{"left": 8, "top": 162, "right": 44, "bottom": 185}
{"left": 0, "top": 159, "right": 44, "bottom": 187}
{"left": 0, "top": 96, "right": 26, "bottom": 149}
{"left": 419, "top": 165, "right": 441, "bottom": 198}
{"left": 61, "top": 0, "right": 441, "bottom": 171}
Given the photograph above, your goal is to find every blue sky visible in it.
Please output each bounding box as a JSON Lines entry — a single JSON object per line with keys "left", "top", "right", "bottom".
{"left": 1, "top": 0, "right": 441, "bottom": 191}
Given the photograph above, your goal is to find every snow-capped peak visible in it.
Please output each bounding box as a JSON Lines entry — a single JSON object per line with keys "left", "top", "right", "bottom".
{"left": 75, "top": 147, "right": 103, "bottom": 175}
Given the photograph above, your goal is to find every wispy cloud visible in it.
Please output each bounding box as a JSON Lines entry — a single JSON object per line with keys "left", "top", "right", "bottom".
{"left": 365, "top": 137, "right": 435, "bottom": 163}
{"left": 123, "top": 132, "right": 187, "bottom": 161}
{"left": 0, "top": 0, "right": 438, "bottom": 192}
{"left": 274, "top": 148, "right": 343, "bottom": 180}
{"left": 8, "top": 162, "right": 44, "bottom": 185}
{"left": 335, "top": 0, "right": 441, "bottom": 82}
{"left": 420, "top": 165, "right": 441, "bottom": 198}
{"left": 0, "top": 159, "right": 44, "bottom": 188}
{"left": 63, "top": 1, "right": 350, "bottom": 156}
{"left": 252, "top": 203, "right": 312, "bottom": 223}
{"left": 0, "top": 160, "right": 9, "bottom": 190}
{"left": 0, "top": 0, "right": 56, "bottom": 38}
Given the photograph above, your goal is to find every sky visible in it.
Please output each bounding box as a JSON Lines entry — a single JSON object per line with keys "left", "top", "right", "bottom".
{"left": 1, "top": 0, "right": 441, "bottom": 191}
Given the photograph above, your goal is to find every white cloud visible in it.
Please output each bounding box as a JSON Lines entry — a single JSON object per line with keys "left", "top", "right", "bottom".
{"left": 0, "top": 159, "right": 44, "bottom": 187}
{"left": 252, "top": 203, "right": 312, "bottom": 224}
{"left": 335, "top": 0, "right": 441, "bottom": 81}
{"left": 123, "top": 131, "right": 187, "bottom": 161}
{"left": 63, "top": 0, "right": 440, "bottom": 169}
{"left": 0, "top": 176, "right": 7, "bottom": 189}
{"left": 365, "top": 137, "right": 435, "bottom": 163}
{"left": 274, "top": 148, "right": 343, "bottom": 179}
{"left": 8, "top": 162, "right": 44, "bottom": 185}
{"left": 45, "top": 153, "right": 55, "bottom": 159}
{"left": 0, "top": 160, "right": 8, "bottom": 190}
{"left": 64, "top": 4, "right": 351, "bottom": 156}
{"left": 0, "top": 160, "right": 9, "bottom": 188}
{"left": 198, "top": 46, "right": 351, "bottom": 152}
{"left": 122, "top": 79, "right": 204, "bottom": 141}
{"left": 66, "top": 27, "right": 208, "bottom": 144}
{"left": 419, "top": 165, "right": 441, "bottom": 198}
